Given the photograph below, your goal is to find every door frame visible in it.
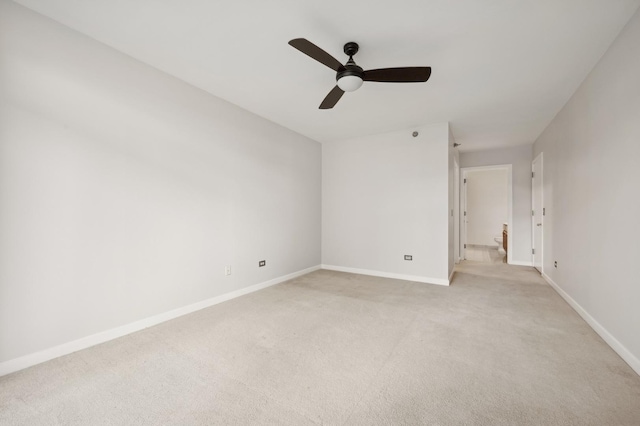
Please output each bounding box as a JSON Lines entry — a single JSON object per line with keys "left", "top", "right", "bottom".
{"left": 532, "top": 152, "right": 544, "bottom": 273}
{"left": 454, "top": 156, "right": 461, "bottom": 263}
{"left": 461, "top": 164, "right": 513, "bottom": 264}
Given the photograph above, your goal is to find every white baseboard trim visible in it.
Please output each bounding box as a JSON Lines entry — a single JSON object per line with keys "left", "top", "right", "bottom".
{"left": 542, "top": 273, "right": 640, "bottom": 376}
{"left": 321, "top": 264, "right": 449, "bottom": 286}
{"left": 449, "top": 268, "right": 456, "bottom": 283}
{"left": 0, "top": 264, "right": 321, "bottom": 377}
{"left": 509, "top": 260, "right": 533, "bottom": 266}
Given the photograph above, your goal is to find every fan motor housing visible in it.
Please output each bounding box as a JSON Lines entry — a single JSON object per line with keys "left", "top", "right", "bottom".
{"left": 337, "top": 64, "right": 364, "bottom": 81}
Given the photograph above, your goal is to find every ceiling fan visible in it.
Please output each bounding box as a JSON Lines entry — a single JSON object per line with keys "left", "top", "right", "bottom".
{"left": 288, "top": 38, "right": 432, "bottom": 109}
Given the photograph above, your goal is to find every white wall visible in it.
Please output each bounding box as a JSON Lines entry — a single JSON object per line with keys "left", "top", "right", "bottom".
{"left": 533, "top": 7, "right": 640, "bottom": 373}
{"left": 0, "top": 1, "right": 321, "bottom": 364}
{"left": 465, "top": 169, "right": 508, "bottom": 246}
{"left": 322, "top": 123, "right": 451, "bottom": 285}
{"left": 460, "top": 145, "right": 532, "bottom": 264}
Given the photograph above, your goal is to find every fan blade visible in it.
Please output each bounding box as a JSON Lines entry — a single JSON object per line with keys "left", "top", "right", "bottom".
{"left": 319, "top": 86, "right": 345, "bottom": 109}
{"left": 289, "top": 38, "right": 344, "bottom": 72}
{"left": 363, "top": 67, "right": 431, "bottom": 83}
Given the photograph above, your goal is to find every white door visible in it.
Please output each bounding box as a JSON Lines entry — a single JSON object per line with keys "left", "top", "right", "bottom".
{"left": 454, "top": 157, "right": 460, "bottom": 263}
{"left": 462, "top": 173, "right": 468, "bottom": 260}
{"left": 532, "top": 153, "right": 543, "bottom": 272}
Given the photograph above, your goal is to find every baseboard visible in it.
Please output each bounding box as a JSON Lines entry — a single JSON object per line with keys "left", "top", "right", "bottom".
{"left": 509, "top": 260, "right": 533, "bottom": 266}
{"left": 321, "top": 264, "right": 449, "bottom": 286}
{"left": 0, "top": 264, "right": 321, "bottom": 377}
{"left": 449, "top": 268, "right": 456, "bottom": 283}
{"left": 542, "top": 273, "right": 640, "bottom": 376}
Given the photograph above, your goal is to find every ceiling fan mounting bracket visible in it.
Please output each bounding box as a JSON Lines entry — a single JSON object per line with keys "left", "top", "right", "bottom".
{"left": 343, "top": 42, "right": 359, "bottom": 57}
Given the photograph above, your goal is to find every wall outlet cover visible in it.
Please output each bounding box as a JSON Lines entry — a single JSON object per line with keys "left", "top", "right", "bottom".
{"left": 259, "top": 260, "right": 266, "bottom": 267}
{"left": 404, "top": 255, "right": 413, "bottom": 261}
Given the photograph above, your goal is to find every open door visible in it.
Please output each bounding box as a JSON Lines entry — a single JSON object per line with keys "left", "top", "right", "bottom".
{"left": 461, "top": 173, "right": 467, "bottom": 260}
{"left": 454, "top": 156, "right": 460, "bottom": 263}
{"left": 532, "top": 153, "right": 543, "bottom": 273}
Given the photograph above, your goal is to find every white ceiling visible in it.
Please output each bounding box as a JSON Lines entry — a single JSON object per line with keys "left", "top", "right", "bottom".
{"left": 13, "top": 0, "right": 640, "bottom": 150}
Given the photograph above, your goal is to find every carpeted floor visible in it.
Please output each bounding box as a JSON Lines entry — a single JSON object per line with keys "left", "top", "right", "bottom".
{"left": 1, "top": 262, "right": 639, "bottom": 425}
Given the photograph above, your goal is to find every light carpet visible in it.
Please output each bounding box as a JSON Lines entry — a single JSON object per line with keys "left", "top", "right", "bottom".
{"left": 1, "top": 262, "right": 639, "bottom": 425}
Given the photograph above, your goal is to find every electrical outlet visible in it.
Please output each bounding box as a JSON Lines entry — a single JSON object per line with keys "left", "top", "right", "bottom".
{"left": 554, "top": 261, "right": 557, "bottom": 268}
{"left": 225, "top": 265, "right": 231, "bottom": 276}
{"left": 404, "top": 255, "right": 413, "bottom": 261}
{"left": 259, "top": 260, "right": 266, "bottom": 267}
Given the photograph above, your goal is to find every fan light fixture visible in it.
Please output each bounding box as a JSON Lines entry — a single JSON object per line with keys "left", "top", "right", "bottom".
{"left": 337, "top": 75, "right": 363, "bottom": 92}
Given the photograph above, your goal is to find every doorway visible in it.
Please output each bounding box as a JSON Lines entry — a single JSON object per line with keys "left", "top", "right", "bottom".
{"left": 461, "top": 165, "right": 513, "bottom": 264}
{"left": 532, "top": 153, "right": 543, "bottom": 273}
